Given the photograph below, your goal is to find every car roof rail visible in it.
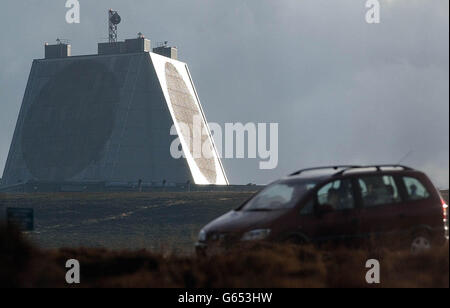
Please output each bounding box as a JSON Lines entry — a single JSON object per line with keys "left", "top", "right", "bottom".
{"left": 289, "top": 165, "right": 363, "bottom": 176}
{"left": 333, "top": 164, "right": 414, "bottom": 176}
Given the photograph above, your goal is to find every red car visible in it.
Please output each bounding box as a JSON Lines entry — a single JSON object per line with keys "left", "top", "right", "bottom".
{"left": 196, "top": 165, "right": 448, "bottom": 254}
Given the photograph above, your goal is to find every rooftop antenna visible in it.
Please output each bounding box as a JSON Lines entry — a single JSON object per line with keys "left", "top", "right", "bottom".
{"left": 108, "top": 9, "right": 121, "bottom": 43}
{"left": 157, "top": 41, "right": 170, "bottom": 48}
{"left": 55, "top": 38, "right": 70, "bottom": 45}
{"left": 397, "top": 149, "right": 413, "bottom": 165}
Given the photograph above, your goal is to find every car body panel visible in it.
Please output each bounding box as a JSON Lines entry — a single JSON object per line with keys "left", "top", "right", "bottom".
{"left": 196, "top": 167, "right": 448, "bottom": 253}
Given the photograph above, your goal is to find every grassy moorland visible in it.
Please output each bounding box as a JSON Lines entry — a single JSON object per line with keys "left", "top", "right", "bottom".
{"left": 0, "top": 190, "right": 447, "bottom": 251}
{"left": 0, "top": 190, "right": 448, "bottom": 288}
{"left": 0, "top": 223, "right": 448, "bottom": 288}
{"left": 0, "top": 191, "right": 256, "bottom": 252}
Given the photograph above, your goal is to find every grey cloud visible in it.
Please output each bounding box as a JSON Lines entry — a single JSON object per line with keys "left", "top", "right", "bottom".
{"left": 0, "top": 0, "right": 448, "bottom": 187}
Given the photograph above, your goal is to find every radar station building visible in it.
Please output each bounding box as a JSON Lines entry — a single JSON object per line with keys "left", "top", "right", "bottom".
{"left": 1, "top": 14, "right": 228, "bottom": 191}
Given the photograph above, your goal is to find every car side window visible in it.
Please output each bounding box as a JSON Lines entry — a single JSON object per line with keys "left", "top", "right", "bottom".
{"left": 316, "top": 179, "right": 355, "bottom": 211}
{"left": 358, "top": 175, "right": 400, "bottom": 207}
{"left": 402, "top": 176, "right": 430, "bottom": 201}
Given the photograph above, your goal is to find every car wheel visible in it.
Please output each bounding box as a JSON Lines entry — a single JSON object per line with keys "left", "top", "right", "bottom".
{"left": 410, "top": 234, "right": 431, "bottom": 255}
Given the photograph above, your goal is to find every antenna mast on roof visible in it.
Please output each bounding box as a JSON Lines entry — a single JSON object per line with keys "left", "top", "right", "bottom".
{"left": 108, "top": 9, "right": 121, "bottom": 43}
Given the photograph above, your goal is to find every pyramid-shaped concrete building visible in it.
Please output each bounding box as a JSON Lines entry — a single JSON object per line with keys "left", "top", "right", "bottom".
{"left": 1, "top": 36, "right": 228, "bottom": 189}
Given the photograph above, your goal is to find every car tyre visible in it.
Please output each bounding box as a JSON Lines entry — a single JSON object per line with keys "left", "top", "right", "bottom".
{"left": 410, "top": 232, "right": 432, "bottom": 255}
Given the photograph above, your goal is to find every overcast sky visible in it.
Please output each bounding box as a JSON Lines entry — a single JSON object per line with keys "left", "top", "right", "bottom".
{"left": 0, "top": 0, "right": 448, "bottom": 187}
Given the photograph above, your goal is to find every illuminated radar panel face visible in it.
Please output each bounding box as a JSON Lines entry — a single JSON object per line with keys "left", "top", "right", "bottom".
{"left": 164, "top": 62, "right": 218, "bottom": 184}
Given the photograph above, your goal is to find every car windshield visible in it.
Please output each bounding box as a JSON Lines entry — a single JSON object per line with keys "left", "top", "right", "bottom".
{"left": 242, "top": 180, "right": 318, "bottom": 211}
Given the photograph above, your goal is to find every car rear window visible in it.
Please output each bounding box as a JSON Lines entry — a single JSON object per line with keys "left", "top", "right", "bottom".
{"left": 402, "top": 176, "right": 430, "bottom": 201}
{"left": 358, "top": 175, "right": 401, "bottom": 207}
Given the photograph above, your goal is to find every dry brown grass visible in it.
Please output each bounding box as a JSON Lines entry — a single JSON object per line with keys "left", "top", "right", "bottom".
{"left": 1, "top": 224, "right": 448, "bottom": 288}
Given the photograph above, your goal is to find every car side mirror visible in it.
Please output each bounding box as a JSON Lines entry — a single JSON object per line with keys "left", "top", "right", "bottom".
{"left": 315, "top": 204, "right": 334, "bottom": 218}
